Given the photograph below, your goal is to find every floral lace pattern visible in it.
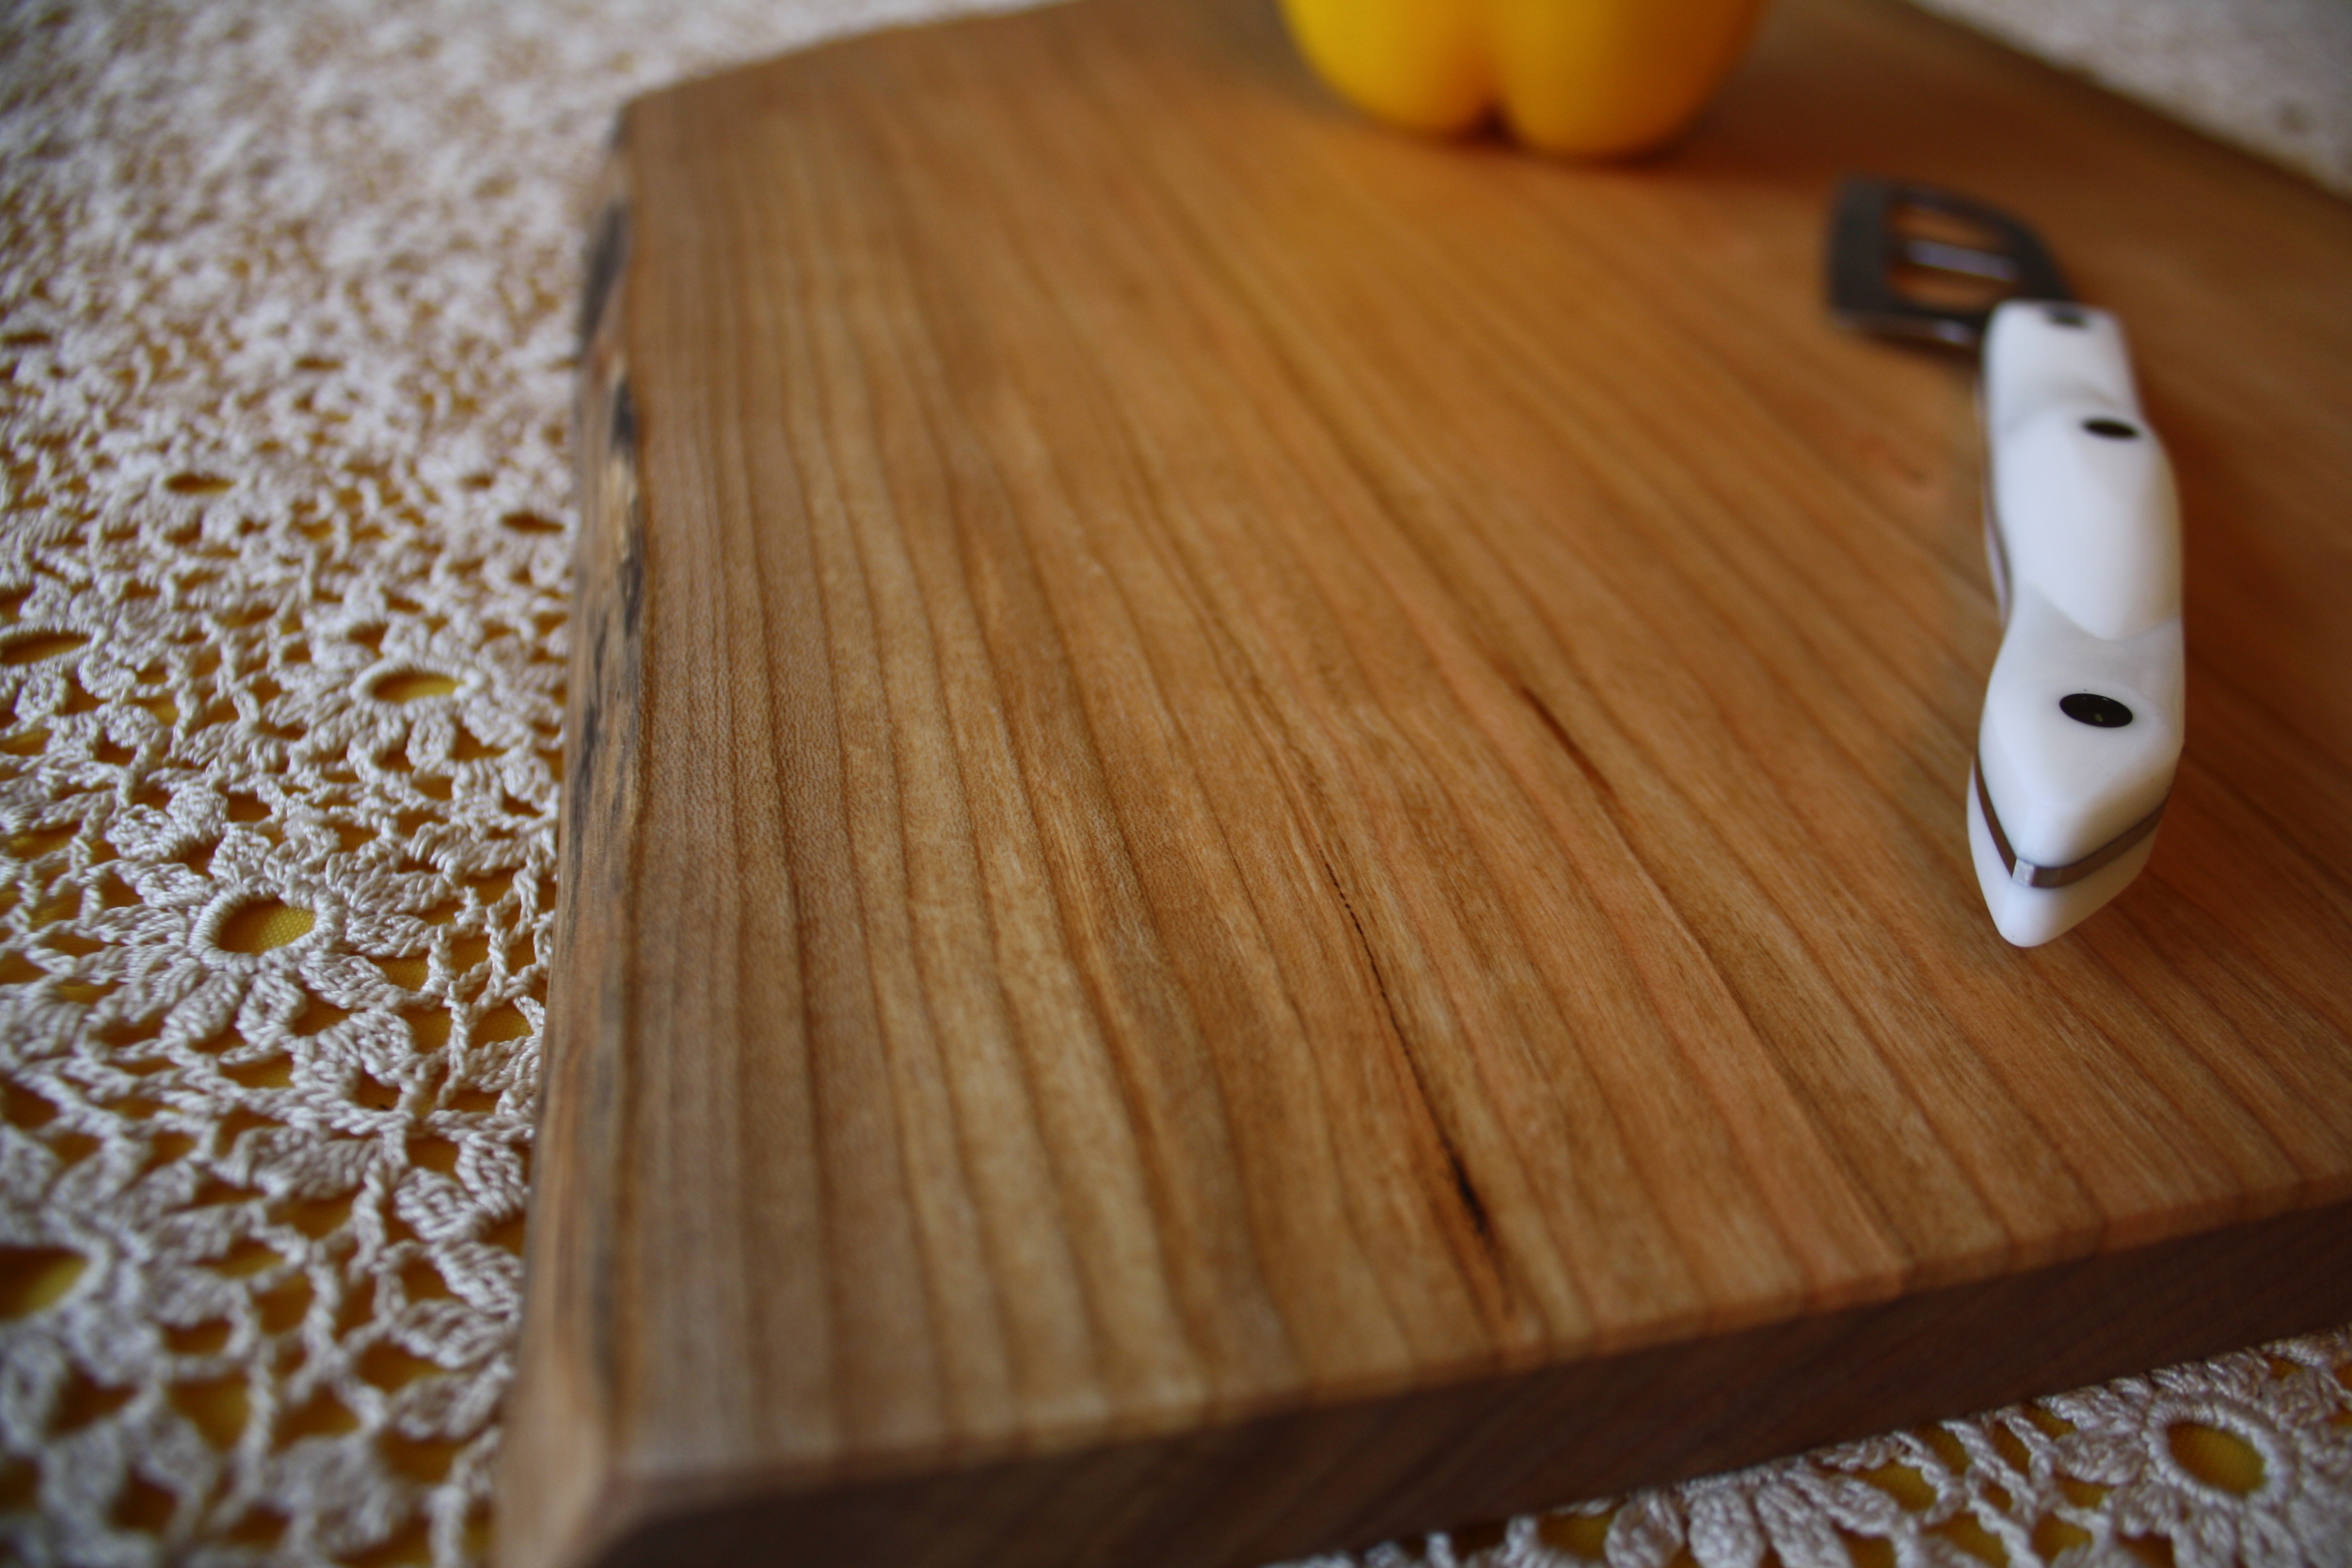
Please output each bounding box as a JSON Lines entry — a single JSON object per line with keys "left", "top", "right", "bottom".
{"left": 0, "top": 2, "right": 2344, "bottom": 1565}
{"left": 1293, "top": 1331, "right": 2352, "bottom": 1568}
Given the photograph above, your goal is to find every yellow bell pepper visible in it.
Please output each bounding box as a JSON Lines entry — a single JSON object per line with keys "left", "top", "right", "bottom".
{"left": 1278, "top": 0, "right": 1772, "bottom": 158}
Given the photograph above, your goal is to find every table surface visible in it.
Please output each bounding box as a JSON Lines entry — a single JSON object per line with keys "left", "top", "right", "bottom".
{"left": 3, "top": 2, "right": 2351, "bottom": 1567}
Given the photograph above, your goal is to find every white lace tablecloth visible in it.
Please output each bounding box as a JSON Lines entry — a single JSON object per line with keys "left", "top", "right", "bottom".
{"left": 1, "top": 3, "right": 2347, "bottom": 1565}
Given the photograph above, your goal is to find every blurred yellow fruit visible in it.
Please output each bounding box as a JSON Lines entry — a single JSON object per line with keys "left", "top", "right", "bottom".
{"left": 1278, "top": 0, "right": 1772, "bottom": 157}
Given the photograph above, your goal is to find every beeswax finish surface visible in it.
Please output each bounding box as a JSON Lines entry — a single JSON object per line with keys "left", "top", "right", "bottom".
{"left": 501, "top": 0, "right": 2352, "bottom": 1563}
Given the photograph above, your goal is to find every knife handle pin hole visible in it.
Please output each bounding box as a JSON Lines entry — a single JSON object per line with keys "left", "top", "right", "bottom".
{"left": 2060, "top": 692, "right": 2136, "bottom": 728}
{"left": 2083, "top": 417, "right": 2140, "bottom": 440}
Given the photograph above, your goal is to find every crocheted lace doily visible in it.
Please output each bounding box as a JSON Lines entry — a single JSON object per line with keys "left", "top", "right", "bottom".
{"left": 1, "top": 2, "right": 2346, "bottom": 1565}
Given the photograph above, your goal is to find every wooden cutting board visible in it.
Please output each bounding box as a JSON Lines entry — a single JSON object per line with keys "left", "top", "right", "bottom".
{"left": 499, "top": 0, "right": 2352, "bottom": 1563}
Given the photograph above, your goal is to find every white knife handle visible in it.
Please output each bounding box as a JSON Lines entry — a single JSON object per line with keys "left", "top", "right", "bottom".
{"left": 1968, "top": 300, "right": 2184, "bottom": 947}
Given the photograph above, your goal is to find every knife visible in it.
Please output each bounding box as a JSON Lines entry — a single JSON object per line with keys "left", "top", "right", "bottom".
{"left": 1828, "top": 176, "right": 2183, "bottom": 947}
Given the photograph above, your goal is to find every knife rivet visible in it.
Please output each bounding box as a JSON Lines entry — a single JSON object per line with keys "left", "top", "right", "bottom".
{"left": 2045, "top": 306, "right": 2089, "bottom": 328}
{"left": 2060, "top": 692, "right": 2135, "bottom": 728}
{"left": 2083, "top": 417, "right": 2139, "bottom": 440}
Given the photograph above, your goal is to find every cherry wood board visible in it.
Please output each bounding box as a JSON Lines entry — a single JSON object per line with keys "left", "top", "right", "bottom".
{"left": 498, "top": 1, "right": 2352, "bottom": 1564}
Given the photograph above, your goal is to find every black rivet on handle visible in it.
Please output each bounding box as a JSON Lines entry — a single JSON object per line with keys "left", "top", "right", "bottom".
{"left": 2083, "top": 417, "right": 2139, "bottom": 440}
{"left": 2045, "top": 306, "right": 2089, "bottom": 328}
{"left": 2060, "top": 692, "right": 2135, "bottom": 728}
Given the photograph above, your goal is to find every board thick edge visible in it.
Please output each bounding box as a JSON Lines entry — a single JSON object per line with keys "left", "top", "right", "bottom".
{"left": 507, "top": 1188, "right": 2352, "bottom": 1568}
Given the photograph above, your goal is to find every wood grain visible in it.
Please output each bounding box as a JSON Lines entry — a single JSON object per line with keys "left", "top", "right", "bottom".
{"left": 499, "top": 1, "right": 2352, "bottom": 1563}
